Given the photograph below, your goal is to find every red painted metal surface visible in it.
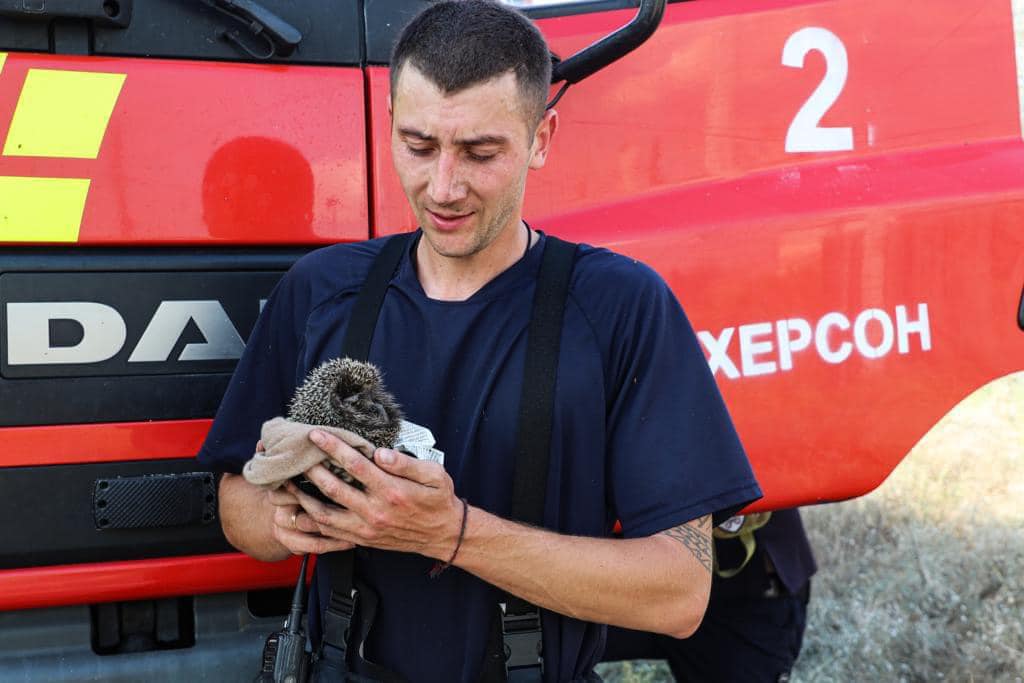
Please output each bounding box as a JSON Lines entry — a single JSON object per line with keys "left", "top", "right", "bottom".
{"left": 0, "top": 54, "right": 368, "bottom": 244}
{"left": 374, "top": 1, "right": 1021, "bottom": 233}
{"left": 372, "top": 0, "right": 1024, "bottom": 511}
{"left": 561, "top": 141, "right": 1024, "bottom": 510}
{"left": 5, "top": 0, "right": 1024, "bottom": 609}
{"left": 0, "top": 553, "right": 303, "bottom": 611}
{"left": 0, "top": 419, "right": 210, "bottom": 467}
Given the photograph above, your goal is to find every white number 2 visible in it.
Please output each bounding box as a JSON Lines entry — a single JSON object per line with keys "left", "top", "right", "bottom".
{"left": 782, "top": 27, "right": 853, "bottom": 153}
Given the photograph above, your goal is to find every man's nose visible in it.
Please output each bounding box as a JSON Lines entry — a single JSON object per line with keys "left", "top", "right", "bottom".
{"left": 427, "top": 152, "right": 468, "bottom": 205}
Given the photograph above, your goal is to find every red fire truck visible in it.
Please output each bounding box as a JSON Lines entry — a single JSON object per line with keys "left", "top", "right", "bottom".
{"left": 1, "top": 0, "right": 1022, "bottom": 678}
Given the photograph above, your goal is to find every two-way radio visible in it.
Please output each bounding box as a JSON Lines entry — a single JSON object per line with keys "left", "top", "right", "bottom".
{"left": 255, "top": 554, "right": 310, "bottom": 683}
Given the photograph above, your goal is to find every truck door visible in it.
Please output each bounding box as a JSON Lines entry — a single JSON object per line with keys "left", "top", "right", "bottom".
{"left": 0, "top": 2, "right": 368, "bottom": 679}
{"left": 368, "top": 0, "right": 1024, "bottom": 509}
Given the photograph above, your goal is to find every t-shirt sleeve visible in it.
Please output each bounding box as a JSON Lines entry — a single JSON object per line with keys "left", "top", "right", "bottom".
{"left": 195, "top": 267, "right": 307, "bottom": 474}
{"left": 601, "top": 262, "right": 762, "bottom": 538}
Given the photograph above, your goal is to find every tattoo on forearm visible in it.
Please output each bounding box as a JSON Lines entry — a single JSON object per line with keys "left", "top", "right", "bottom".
{"left": 660, "top": 515, "right": 712, "bottom": 573}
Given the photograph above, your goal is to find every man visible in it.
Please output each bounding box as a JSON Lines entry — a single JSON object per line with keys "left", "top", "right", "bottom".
{"left": 197, "top": 2, "right": 761, "bottom": 681}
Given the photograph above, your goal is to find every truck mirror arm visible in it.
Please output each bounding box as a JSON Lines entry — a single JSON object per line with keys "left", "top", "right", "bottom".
{"left": 550, "top": 0, "right": 666, "bottom": 86}
{"left": 200, "top": 0, "right": 302, "bottom": 60}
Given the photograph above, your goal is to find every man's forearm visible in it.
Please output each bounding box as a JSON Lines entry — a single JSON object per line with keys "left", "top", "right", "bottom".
{"left": 289, "top": 437, "right": 712, "bottom": 636}
{"left": 452, "top": 508, "right": 711, "bottom": 639}
{"left": 219, "top": 473, "right": 291, "bottom": 562}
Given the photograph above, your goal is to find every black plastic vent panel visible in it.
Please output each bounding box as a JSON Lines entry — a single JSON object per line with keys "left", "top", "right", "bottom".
{"left": 93, "top": 472, "right": 216, "bottom": 530}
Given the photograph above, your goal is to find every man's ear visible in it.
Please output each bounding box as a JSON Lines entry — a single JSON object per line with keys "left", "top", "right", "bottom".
{"left": 387, "top": 94, "right": 393, "bottom": 118}
{"left": 529, "top": 109, "right": 558, "bottom": 170}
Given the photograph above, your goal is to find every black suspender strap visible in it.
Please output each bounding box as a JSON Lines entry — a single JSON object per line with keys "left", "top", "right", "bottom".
{"left": 315, "top": 553, "right": 357, "bottom": 679}
{"left": 314, "top": 231, "right": 577, "bottom": 683}
{"left": 511, "top": 235, "right": 577, "bottom": 529}
{"left": 481, "top": 235, "right": 579, "bottom": 683}
{"left": 314, "top": 232, "right": 413, "bottom": 683}
{"left": 341, "top": 233, "right": 413, "bottom": 362}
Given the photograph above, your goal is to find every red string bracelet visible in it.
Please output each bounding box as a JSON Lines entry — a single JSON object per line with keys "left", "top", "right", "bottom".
{"left": 430, "top": 497, "right": 469, "bottom": 578}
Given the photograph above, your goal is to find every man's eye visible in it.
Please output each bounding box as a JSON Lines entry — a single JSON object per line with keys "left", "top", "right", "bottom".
{"left": 467, "top": 152, "right": 496, "bottom": 162}
{"left": 407, "top": 146, "right": 432, "bottom": 157}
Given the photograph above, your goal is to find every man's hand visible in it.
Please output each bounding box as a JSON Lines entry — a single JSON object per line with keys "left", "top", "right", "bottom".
{"left": 288, "top": 429, "right": 464, "bottom": 561}
{"left": 218, "top": 440, "right": 354, "bottom": 561}
{"left": 267, "top": 484, "right": 355, "bottom": 556}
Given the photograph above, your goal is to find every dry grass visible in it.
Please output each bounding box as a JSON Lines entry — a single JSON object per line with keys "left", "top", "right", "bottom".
{"left": 598, "top": 373, "right": 1024, "bottom": 683}
{"left": 793, "top": 372, "right": 1024, "bottom": 683}
{"left": 596, "top": 660, "right": 672, "bottom": 683}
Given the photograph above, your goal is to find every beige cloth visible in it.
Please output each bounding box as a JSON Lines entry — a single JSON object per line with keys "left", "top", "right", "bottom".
{"left": 242, "top": 416, "right": 376, "bottom": 489}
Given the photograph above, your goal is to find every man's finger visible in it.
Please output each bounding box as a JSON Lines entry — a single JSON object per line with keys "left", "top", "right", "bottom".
{"left": 273, "top": 503, "right": 357, "bottom": 553}
{"left": 290, "top": 473, "right": 367, "bottom": 528}
{"left": 292, "top": 511, "right": 321, "bottom": 534}
{"left": 273, "top": 504, "right": 303, "bottom": 531}
{"left": 267, "top": 487, "right": 300, "bottom": 507}
{"left": 374, "top": 448, "right": 446, "bottom": 486}
{"left": 309, "top": 429, "right": 387, "bottom": 490}
{"left": 288, "top": 481, "right": 387, "bottom": 547}
{"left": 300, "top": 464, "right": 369, "bottom": 512}
{"left": 273, "top": 525, "right": 355, "bottom": 555}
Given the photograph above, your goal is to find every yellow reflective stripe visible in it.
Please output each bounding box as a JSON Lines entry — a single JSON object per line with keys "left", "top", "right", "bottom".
{"left": 0, "top": 176, "right": 90, "bottom": 242}
{"left": 0, "top": 53, "right": 7, "bottom": 74}
{"left": 3, "top": 69, "right": 125, "bottom": 159}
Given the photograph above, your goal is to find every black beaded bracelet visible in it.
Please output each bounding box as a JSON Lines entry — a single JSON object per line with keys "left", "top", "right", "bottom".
{"left": 430, "top": 497, "right": 469, "bottom": 578}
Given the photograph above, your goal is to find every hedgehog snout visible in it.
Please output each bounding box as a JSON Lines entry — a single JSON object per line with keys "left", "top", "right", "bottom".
{"left": 334, "top": 390, "right": 384, "bottom": 420}
{"left": 368, "top": 402, "right": 387, "bottom": 423}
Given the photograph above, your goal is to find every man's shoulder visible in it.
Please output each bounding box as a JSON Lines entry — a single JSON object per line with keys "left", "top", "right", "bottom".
{"left": 283, "top": 234, "right": 404, "bottom": 306}
{"left": 567, "top": 241, "right": 673, "bottom": 312}
{"left": 290, "top": 235, "right": 396, "bottom": 282}
{"left": 571, "top": 242, "right": 664, "bottom": 283}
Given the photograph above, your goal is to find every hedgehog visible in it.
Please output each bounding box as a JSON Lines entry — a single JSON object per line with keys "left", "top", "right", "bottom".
{"left": 288, "top": 357, "right": 404, "bottom": 489}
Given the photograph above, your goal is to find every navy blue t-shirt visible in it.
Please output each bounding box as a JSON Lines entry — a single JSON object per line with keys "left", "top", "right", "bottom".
{"left": 197, "top": 231, "right": 761, "bottom": 682}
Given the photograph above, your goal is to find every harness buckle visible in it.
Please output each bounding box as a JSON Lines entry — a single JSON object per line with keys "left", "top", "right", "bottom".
{"left": 501, "top": 606, "right": 543, "bottom": 672}
{"left": 320, "top": 589, "right": 358, "bottom": 663}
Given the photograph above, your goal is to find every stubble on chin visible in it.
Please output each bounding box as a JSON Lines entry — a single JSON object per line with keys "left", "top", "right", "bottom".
{"left": 425, "top": 232, "right": 497, "bottom": 261}
{"left": 419, "top": 213, "right": 495, "bottom": 260}
{"left": 416, "top": 184, "right": 522, "bottom": 261}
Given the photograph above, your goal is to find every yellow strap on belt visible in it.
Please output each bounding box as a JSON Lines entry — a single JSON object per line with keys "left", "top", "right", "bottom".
{"left": 712, "top": 512, "right": 772, "bottom": 579}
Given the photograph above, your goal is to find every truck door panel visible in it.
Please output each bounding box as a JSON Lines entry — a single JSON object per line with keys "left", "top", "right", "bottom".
{"left": 0, "top": 0, "right": 366, "bottom": 619}
{"left": 0, "top": 52, "right": 366, "bottom": 245}
{"left": 539, "top": 0, "right": 1024, "bottom": 509}
{"left": 371, "top": 0, "right": 1024, "bottom": 509}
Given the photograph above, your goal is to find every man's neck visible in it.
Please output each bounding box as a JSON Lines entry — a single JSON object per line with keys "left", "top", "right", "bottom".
{"left": 416, "top": 221, "right": 532, "bottom": 301}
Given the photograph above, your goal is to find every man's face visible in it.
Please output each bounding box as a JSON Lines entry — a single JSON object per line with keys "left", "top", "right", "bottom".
{"left": 389, "top": 64, "right": 555, "bottom": 259}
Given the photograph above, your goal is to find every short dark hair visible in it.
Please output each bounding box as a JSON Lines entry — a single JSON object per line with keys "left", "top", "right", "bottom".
{"left": 391, "top": 0, "right": 552, "bottom": 127}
